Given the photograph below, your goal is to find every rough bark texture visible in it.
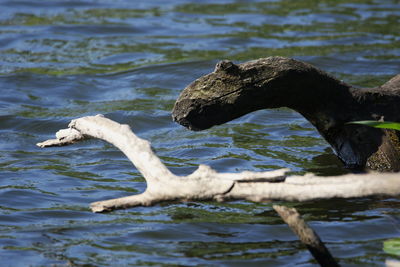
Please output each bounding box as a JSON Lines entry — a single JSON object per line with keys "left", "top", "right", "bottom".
{"left": 273, "top": 205, "right": 340, "bottom": 267}
{"left": 37, "top": 115, "right": 400, "bottom": 213}
{"left": 172, "top": 56, "right": 400, "bottom": 171}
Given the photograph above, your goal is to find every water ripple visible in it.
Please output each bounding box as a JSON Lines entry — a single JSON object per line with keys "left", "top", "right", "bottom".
{"left": 0, "top": 0, "right": 399, "bottom": 266}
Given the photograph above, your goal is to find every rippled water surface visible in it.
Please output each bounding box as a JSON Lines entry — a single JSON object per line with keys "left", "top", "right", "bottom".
{"left": 1, "top": 0, "right": 400, "bottom": 266}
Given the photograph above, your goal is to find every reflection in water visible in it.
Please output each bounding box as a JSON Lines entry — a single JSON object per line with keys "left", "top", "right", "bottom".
{"left": 0, "top": 0, "right": 399, "bottom": 266}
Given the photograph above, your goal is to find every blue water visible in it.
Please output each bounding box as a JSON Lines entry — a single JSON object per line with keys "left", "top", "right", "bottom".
{"left": 1, "top": 0, "right": 400, "bottom": 266}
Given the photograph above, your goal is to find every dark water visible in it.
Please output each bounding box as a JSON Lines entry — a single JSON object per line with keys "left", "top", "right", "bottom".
{"left": 1, "top": 0, "right": 400, "bottom": 266}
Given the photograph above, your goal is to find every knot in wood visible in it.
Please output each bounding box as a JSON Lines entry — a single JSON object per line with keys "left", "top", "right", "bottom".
{"left": 214, "top": 60, "right": 239, "bottom": 75}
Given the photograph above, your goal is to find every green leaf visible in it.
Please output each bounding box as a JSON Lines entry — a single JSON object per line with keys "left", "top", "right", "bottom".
{"left": 348, "top": 121, "right": 400, "bottom": 131}
{"left": 384, "top": 238, "right": 400, "bottom": 256}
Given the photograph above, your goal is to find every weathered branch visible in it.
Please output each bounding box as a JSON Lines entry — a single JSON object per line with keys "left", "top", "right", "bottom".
{"left": 37, "top": 115, "right": 400, "bottom": 213}
{"left": 274, "top": 205, "right": 340, "bottom": 267}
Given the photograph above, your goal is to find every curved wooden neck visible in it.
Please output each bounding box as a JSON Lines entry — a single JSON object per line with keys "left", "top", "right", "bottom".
{"left": 269, "top": 75, "right": 400, "bottom": 171}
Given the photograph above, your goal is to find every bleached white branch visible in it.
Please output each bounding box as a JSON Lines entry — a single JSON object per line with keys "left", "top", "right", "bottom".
{"left": 37, "top": 128, "right": 86, "bottom": 147}
{"left": 37, "top": 115, "right": 400, "bottom": 212}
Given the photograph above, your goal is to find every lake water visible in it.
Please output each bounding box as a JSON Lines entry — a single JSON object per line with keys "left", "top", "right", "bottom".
{"left": 1, "top": 0, "right": 400, "bottom": 266}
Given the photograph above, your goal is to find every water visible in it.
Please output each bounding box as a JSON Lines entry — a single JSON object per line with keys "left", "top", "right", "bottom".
{"left": 1, "top": 0, "right": 399, "bottom": 266}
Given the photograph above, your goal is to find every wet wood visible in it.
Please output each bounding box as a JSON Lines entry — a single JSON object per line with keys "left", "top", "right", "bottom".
{"left": 273, "top": 205, "right": 340, "bottom": 267}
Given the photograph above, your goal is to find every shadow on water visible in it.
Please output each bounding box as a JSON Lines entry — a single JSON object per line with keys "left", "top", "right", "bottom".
{"left": 0, "top": 0, "right": 400, "bottom": 266}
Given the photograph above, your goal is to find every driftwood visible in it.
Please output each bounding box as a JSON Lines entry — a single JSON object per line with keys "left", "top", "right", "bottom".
{"left": 172, "top": 56, "right": 400, "bottom": 171}
{"left": 37, "top": 115, "right": 400, "bottom": 213}
{"left": 274, "top": 205, "right": 340, "bottom": 267}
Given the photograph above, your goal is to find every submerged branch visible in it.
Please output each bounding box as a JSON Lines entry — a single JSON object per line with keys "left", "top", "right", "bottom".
{"left": 37, "top": 115, "right": 400, "bottom": 213}
{"left": 274, "top": 205, "right": 340, "bottom": 267}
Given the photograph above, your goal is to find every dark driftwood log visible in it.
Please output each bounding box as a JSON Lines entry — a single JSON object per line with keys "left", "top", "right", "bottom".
{"left": 172, "top": 56, "right": 400, "bottom": 172}
{"left": 273, "top": 205, "right": 340, "bottom": 267}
